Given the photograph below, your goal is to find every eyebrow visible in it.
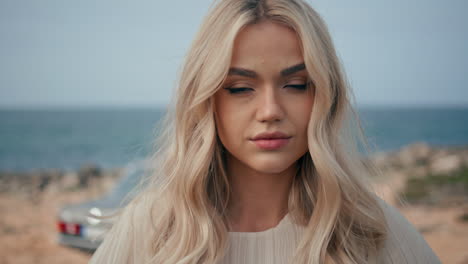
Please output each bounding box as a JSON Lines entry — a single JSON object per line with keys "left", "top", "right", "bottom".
{"left": 280, "top": 63, "right": 306, "bottom": 76}
{"left": 228, "top": 67, "right": 257, "bottom": 78}
{"left": 227, "top": 62, "right": 306, "bottom": 78}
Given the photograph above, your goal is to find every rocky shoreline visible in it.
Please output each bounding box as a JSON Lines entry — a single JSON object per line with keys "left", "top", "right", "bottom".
{"left": 371, "top": 142, "right": 468, "bottom": 178}
{"left": 0, "top": 164, "right": 123, "bottom": 202}
{"left": 370, "top": 142, "right": 468, "bottom": 207}
{"left": 0, "top": 142, "right": 467, "bottom": 263}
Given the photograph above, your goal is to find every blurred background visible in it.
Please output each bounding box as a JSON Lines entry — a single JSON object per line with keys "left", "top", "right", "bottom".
{"left": 0, "top": 0, "right": 467, "bottom": 263}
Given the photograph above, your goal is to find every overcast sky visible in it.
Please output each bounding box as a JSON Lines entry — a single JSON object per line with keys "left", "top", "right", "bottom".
{"left": 0, "top": 0, "right": 467, "bottom": 108}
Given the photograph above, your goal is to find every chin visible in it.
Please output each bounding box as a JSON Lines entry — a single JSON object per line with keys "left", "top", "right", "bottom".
{"left": 247, "top": 157, "right": 297, "bottom": 175}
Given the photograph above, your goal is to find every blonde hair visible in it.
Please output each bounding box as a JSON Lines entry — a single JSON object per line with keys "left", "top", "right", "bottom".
{"left": 91, "top": 0, "right": 388, "bottom": 263}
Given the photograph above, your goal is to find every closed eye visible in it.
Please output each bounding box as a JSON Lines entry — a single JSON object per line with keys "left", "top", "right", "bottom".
{"left": 284, "top": 83, "right": 308, "bottom": 90}
{"left": 224, "top": 87, "right": 254, "bottom": 94}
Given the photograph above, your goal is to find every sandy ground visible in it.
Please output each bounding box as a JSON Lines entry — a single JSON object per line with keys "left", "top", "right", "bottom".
{"left": 401, "top": 206, "right": 468, "bottom": 264}
{"left": 374, "top": 172, "right": 468, "bottom": 264}
{"left": 0, "top": 191, "right": 96, "bottom": 264}
{"left": 0, "top": 187, "right": 467, "bottom": 264}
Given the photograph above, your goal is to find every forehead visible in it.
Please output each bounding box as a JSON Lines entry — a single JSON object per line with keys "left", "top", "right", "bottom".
{"left": 230, "top": 20, "right": 303, "bottom": 70}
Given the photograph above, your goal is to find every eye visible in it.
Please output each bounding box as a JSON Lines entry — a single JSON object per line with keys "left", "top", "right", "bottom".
{"left": 224, "top": 87, "right": 254, "bottom": 94}
{"left": 284, "top": 81, "right": 311, "bottom": 91}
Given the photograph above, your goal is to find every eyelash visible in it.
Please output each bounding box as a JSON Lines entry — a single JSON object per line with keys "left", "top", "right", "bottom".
{"left": 224, "top": 87, "right": 253, "bottom": 94}
{"left": 225, "top": 83, "right": 309, "bottom": 94}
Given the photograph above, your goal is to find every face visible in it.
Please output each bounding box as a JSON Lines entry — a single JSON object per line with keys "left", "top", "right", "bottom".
{"left": 214, "top": 20, "right": 314, "bottom": 175}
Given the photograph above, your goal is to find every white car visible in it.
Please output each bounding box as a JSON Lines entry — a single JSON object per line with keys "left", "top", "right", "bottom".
{"left": 56, "top": 166, "right": 144, "bottom": 251}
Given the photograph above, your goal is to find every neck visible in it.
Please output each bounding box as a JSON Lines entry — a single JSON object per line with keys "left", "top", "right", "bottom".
{"left": 226, "top": 155, "right": 296, "bottom": 232}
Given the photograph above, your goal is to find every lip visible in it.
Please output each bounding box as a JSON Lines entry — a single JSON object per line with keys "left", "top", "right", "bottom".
{"left": 250, "top": 131, "right": 292, "bottom": 150}
{"left": 251, "top": 131, "right": 291, "bottom": 140}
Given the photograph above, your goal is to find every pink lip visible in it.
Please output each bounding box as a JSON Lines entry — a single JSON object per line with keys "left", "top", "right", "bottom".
{"left": 250, "top": 131, "right": 292, "bottom": 150}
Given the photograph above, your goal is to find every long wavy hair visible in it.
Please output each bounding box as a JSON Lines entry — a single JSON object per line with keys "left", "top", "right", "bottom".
{"left": 91, "top": 0, "right": 388, "bottom": 263}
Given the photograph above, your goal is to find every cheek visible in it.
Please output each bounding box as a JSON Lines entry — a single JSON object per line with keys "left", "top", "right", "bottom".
{"left": 287, "top": 96, "right": 313, "bottom": 133}
{"left": 216, "top": 117, "right": 234, "bottom": 148}
{"left": 214, "top": 96, "right": 242, "bottom": 148}
{"left": 287, "top": 98, "right": 313, "bottom": 156}
{"left": 300, "top": 109, "right": 312, "bottom": 135}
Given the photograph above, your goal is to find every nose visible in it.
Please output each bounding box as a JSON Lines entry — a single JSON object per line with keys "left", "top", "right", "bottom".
{"left": 255, "top": 86, "right": 285, "bottom": 123}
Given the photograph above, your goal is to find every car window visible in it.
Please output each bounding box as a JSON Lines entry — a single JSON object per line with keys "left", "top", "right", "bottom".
{"left": 108, "top": 169, "right": 145, "bottom": 198}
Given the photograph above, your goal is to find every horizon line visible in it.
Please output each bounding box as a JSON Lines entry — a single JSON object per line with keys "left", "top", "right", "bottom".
{"left": 1, "top": 102, "right": 467, "bottom": 111}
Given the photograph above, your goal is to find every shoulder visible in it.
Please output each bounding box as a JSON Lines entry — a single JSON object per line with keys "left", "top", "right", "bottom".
{"left": 375, "top": 197, "right": 441, "bottom": 264}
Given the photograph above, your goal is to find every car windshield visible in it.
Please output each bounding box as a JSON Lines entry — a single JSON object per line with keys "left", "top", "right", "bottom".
{"left": 107, "top": 168, "right": 145, "bottom": 199}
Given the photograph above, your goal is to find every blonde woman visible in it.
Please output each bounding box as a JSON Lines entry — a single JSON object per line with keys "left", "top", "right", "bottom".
{"left": 89, "top": 0, "right": 440, "bottom": 263}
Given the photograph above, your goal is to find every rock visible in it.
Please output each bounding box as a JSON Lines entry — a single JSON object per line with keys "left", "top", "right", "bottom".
{"left": 463, "top": 154, "right": 468, "bottom": 167}
{"left": 0, "top": 167, "right": 121, "bottom": 203}
{"left": 60, "top": 171, "right": 80, "bottom": 191}
{"left": 408, "top": 166, "right": 430, "bottom": 178}
{"left": 397, "top": 142, "right": 432, "bottom": 167}
{"left": 77, "top": 164, "right": 102, "bottom": 188}
{"left": 430, "top": 155, "right": 463, "bottom": 175}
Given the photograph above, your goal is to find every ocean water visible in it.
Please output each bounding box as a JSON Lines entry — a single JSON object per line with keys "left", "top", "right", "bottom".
{"left": 0, "top": 108, "right": 164, "bottom": 171}
{"left": 0, "top": 106, "right": 467, "bottom": 171}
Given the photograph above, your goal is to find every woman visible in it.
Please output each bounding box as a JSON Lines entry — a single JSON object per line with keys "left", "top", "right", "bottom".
{"left": 90, "top": 0, "right": 440, "bottom": 263}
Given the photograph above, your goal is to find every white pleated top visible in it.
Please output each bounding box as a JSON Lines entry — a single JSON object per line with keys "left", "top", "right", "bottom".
{"left": 89, "top": 197, "right": 441, "bottom": 264}
{"left": 220, "top": 198, "right": 441, "bottom": 264}
{"left": 221, "top": 214, "right": 304, "bottom": 264}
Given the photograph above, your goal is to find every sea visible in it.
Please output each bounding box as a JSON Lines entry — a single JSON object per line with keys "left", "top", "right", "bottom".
{"left": 1, "top": 106, "right": 467, "bottom": 172}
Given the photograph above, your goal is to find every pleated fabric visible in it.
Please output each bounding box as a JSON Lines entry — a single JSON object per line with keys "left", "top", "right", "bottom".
{"left": 219, "top": 198, "right": 441, "bottom": 264}
{"left": 220, "top": 214, "right": 304, "bottom": 264}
